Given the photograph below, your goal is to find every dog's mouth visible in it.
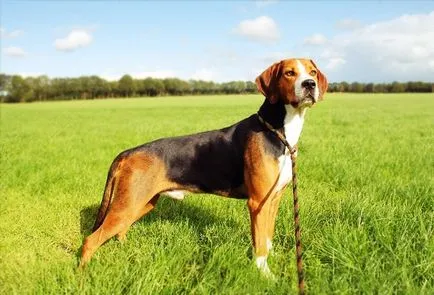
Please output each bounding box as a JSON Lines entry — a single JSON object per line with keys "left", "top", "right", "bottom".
{"left": 290, "top": 89, "right": 317, "bottom": 108}
{"left": 300, "top": 93, "right": 315, "bottom": 107}
{"left": 290, "top": 96, "right": 314, "bottom": 109}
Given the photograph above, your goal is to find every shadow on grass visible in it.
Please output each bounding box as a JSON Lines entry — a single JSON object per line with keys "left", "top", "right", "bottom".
{"left": 77, "top": 196, "right": 244, "bottom": 264}
{"left": 79, "top": 196, "right": 239, "bottom": 238}
{"left": 138, "top": 197, "right": 239, "bottom": 233}
{"left": 80, "top": 204, "right": 100, "bottom": 236}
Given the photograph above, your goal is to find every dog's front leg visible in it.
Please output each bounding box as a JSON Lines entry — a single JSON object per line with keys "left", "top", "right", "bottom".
{"left": 267, "top": 190, "right": 284, "bottom": 254}
{"left": 248, "top": 196, "right": 275, "bottom": 278}
{"left": 244, "top": 136, "right": 282, "bottom": 278}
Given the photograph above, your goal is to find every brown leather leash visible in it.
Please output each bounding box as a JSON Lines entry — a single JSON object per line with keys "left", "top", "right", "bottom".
{"left": 257, "top": 113, "right": 305, "bottom": 295}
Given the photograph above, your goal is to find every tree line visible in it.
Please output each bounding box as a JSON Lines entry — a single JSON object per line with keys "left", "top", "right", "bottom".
{"left": 0, "top": 73, "right": 432, "bottom": 103}
{"left": 328, "top": 81, "right": 433, "bottom": 93}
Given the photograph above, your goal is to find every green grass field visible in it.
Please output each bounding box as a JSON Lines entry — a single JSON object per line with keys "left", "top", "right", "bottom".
{"left": 1, "top": 93, "right": 433, "bottom": 294}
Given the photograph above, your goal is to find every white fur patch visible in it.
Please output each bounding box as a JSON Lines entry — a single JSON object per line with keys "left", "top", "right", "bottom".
{"left": 256, "top": 256, "right": 271, "bottom": 274}
{"left": 276, "top": 105, "right": 306, "bottom": 191}
{"left": 162, "top": 190, "right": 185, "bottom": 200}
{"left": 267, "top": 238, "right": 273, "bottom": 252}
{"left": 255, "top": 255, "right": 275, "bottom": 279}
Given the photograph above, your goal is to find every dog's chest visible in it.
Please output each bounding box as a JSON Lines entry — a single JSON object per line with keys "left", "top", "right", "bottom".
{"left": 275, "top": 108, "right": 305, "bottom": 191}
{"left": 276, "top": 154, "right": 293, "bottom": 191}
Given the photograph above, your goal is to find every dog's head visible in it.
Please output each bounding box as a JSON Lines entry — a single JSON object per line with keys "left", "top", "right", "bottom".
{"left": 255, "top": 58, "right": 328, "bottom": 108}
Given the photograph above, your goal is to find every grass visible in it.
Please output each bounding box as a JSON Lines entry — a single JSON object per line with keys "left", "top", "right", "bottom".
{"left": 0, "top": 93, "right": 433, "bottom": 294}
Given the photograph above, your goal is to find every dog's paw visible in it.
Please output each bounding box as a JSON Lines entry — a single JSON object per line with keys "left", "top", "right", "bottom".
{"left": 255, "top": 256, "right": 276, "bottom": 281}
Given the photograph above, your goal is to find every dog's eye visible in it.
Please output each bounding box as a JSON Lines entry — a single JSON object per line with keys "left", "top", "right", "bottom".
{"left": 310, "top": 70, "right": 317, "bottom": 76}
{"left": 285, "top": 70, "right": 296, "bottom": 76}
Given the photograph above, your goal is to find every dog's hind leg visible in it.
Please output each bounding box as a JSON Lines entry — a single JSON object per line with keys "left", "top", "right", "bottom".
{"left": 79, "top": 152, "right": 171, "bottom": 268}
{"left": 116, "top": 194, "right": 160, "bottom": 242}
{"left": 80, "top": 172, "right": 138, "bottom": 267}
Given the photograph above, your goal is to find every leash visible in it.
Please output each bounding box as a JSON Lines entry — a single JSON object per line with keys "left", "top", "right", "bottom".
{"left": 257, "top": 113, "right": 305, "bottom": 295}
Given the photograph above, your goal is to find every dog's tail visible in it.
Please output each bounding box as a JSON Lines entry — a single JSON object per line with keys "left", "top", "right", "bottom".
{"left": 92, "top": 168, "right": 117, "bottom": 232}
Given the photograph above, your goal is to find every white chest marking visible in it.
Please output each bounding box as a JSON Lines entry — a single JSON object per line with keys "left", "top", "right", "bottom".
{"left": 276, "top": 106, "right": 306, "bottom": 191}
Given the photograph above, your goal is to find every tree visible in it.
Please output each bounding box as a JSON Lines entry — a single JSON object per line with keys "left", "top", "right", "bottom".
{"left": 340, "top": 82, "right": 350, "bottom": 92}
{"left": 142, "top": 78, "right": 164, "bottom": 96}
{"left": 0, "top": 74, "right": 12, "bottom": 101}
{"left": 6, "top": 75, "right": 33, "bottom": 102}
{"left": 373, "top": 83, "right": 385, "bottom": 93}
{"left": 0, "top": 74, "right": 11, "bottom": 92}
{"left": 364, "top": 83, "right": 374, "bottom": 93}
{"left": 334, "top": 82, "right": 349, "bottom": 92}
{"left": 118, "top": 75, "right": 136, "bottom": 97}
{"left": 221, "top": 81, "right": 246, "bottom": 94}
{"left": 34, "top": 75, "right": 50, "bottom": 101}
{"left": 101, "top": 79, "right": 112, "bottom": 98}
{"left": 88, "top": 76, "right": 106, "bottom": 98}
{"left": 350, "top": 82, "right": 364, "bottom": 93}
{"left": 245, "top": 81, "right": 257, "bottom": 94}
{"left": 163, "top": 78, "right": 190, "bottom": 95}
{"left": 390, "top": 81, "right": 405, "bottom": 93}
{"left": 109, "top": 81, "right": 119, "bottom": 97}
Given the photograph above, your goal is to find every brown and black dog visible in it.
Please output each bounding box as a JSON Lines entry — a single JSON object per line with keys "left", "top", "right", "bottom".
{"left": 80, "top": 58, "right": 328, "bottom": 276}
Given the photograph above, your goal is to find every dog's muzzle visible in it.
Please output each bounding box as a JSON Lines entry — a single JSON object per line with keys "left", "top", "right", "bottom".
{"left": 300, "top": 79, "right": 317, "bottom": 106}
{"left": 300, "top": 93, "right": 316, "bottom": 106}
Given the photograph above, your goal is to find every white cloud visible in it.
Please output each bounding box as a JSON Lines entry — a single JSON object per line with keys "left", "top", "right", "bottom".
{"left": 335, "top": 19, "right": 362, "bottom": 31}
{"left": 321, "top": 11, "right": 434, "bottom": 81}
{"left": 320, "top": 48, "right": 338, "bottom": 59}
{"left": 3, "top": 46, "right": 27, "bottom": 57}
{"left": 325, "top": 57, "right": 346, "bottom": 70}
{"left": 320, "top": 49, "right": 346, "bottom": 70}
{"left": 191, "top": 68, "right": 216, "bottom": 81}
{"left": 304, "top": 34, "right": 327, "bottom": 46}
{"left": 260, "top": 51, "right": 293, "bottom": 64}
{"left": 8, "top": 30, "right": 24, "bottom": 38}
{"left": 54, "top": 29, "right": 93, "bottom": 52}
{"left": 0, "top": 27, "right": 24, "bottom": 38}
{"left": 233, "top": 16, "right": 280, "bottom": 43}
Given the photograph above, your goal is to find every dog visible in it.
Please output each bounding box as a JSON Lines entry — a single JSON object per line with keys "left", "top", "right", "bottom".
{"left": 79, "top": 58, "right": 328, "bottom": 276}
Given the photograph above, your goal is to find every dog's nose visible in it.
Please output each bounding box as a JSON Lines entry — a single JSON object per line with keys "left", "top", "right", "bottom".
{"left": 301, "top": 79, "right": 316, "bottom": 90}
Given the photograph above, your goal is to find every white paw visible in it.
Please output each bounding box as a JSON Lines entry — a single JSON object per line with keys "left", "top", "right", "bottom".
{"left": 255, "top": 256, "right": 276, "bottom": 280}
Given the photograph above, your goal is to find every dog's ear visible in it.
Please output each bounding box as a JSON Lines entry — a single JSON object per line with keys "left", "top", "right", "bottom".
{"left": 255, "top": 61, "right": 282, "bottom": 104}
{"left": 310, "top": 59, "right": 328, "bottom": 100}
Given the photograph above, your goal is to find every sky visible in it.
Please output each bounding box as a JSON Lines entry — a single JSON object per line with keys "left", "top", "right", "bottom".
{"left": 1, "top": 0, "right": 434, "bottom": 83}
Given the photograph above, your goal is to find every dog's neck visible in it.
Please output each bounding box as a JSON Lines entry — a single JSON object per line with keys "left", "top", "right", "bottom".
{"left": 258, "top": 99, "right": 307, "bottom": 148}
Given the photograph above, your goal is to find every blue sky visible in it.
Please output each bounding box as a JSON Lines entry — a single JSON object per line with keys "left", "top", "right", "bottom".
{"left": 1, "top": 0, "right": 433, "bottom": 82}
